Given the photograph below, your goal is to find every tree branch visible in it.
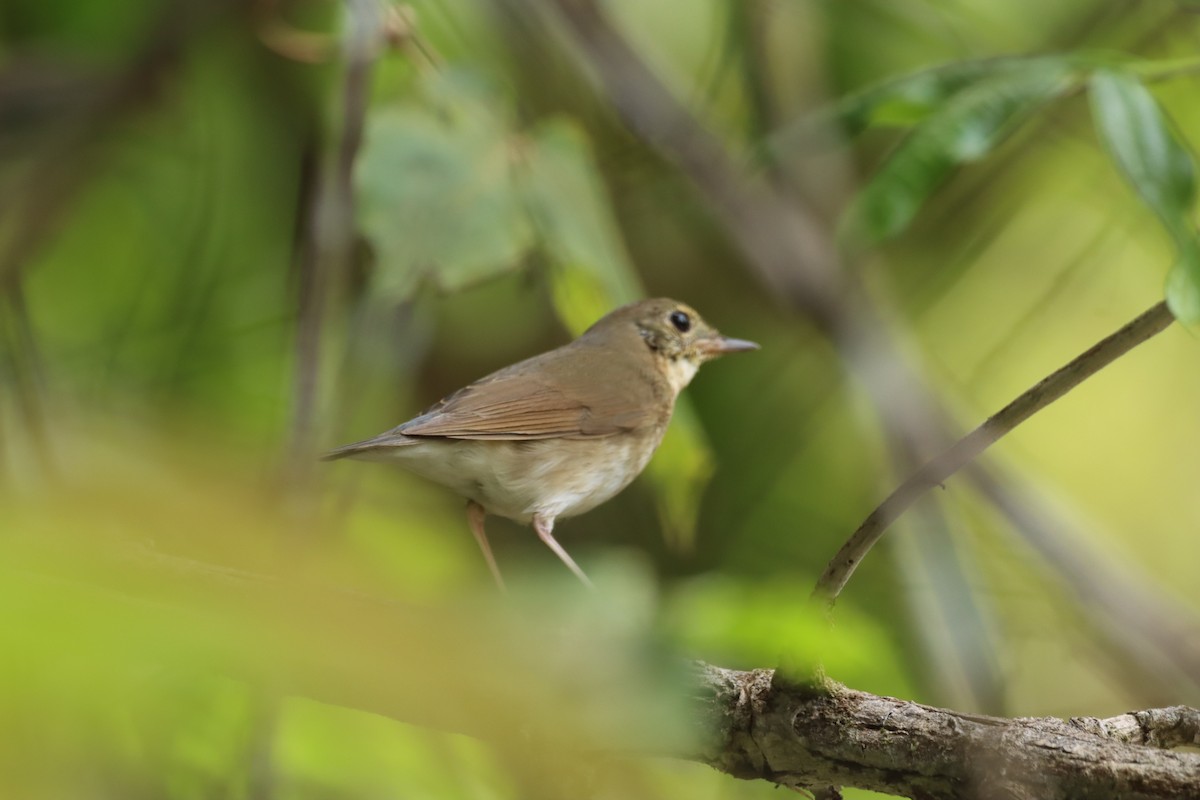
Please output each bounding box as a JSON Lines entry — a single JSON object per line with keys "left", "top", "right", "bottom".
{"left": 694, "top": 664, "right": 1200, "bottom": 799}
{"left": 812, "top": 301, "right": 1175, "bottom": 607}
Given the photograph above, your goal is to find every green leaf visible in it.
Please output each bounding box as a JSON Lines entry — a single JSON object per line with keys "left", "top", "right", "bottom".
{"left": 770, "top": 56, "right": 1070, "bottom": 156}
{"left": 846, "top": 60, "right": 1075, "bottom": 243}
{"left": 1167, "top": 240, "right": 1200, "bottom": 325}
{"left": 355, "top": 75, "right": 532, "bottom": 300}
{"left": 518, "top": 119, "right": 644, "bottom": 333}
{"left": 1089, "top": 69, "right": 1196, "bottom": 235}
{"left": 1090, "top": 69, "right": 1200, "bottom": 324}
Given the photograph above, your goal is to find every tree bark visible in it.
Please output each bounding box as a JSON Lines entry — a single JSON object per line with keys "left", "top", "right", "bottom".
{"left": 693, "top": 663, "right": 1200, "bottom": 799}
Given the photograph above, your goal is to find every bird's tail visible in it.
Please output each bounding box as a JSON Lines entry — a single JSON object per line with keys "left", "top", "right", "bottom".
{"left": 320, "top": 431, "right": 417, "bottom": 461}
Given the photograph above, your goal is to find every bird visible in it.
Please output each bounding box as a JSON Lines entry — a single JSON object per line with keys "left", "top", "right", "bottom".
{"left": 323, "top": 298, "right": 758, "bottom": 589}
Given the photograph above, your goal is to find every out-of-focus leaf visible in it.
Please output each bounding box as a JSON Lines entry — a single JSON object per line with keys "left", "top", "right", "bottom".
{"left": 519, "top": 119, "right": 643, "bottom": 332}
{"left": 1090, "top": 70, "right": 1196, "bottom": 233}
{"left": 846, "top": 60, "right": 1076, "bottom": 243}
{"left": 1090, "top": 70, "right": 1195, "bottom": 230}
{"left": 1089, "top": 69, "right": 1200, "bottom": 324}
{"left": 518, "top": 119, "right": 715, "bottom": 551}
{"left": 356, "top": 73, "right": 532, "bottom": 300}
{"left": 781, "top": 58, "right": 1030, "bottom": 146}
{"left": 1167, "top": 241, "right": 1200, "bottom": 324}
{"left": 770, "top": 56, "right": 1073, "bottom": 157}
{"left": 0, "top": 425, "right": 697, "bottom": 799}
{"left": 662, "top": 573, "right": 915, "bottom": 698}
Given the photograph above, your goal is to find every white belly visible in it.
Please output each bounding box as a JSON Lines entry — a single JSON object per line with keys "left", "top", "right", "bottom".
{"left": 380, "top": 436, "right": 661, "bottom": 523}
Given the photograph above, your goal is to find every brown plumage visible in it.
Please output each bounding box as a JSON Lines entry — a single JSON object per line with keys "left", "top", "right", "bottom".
{"left": 324, "top": 298, "right": 757, "bottom": 589}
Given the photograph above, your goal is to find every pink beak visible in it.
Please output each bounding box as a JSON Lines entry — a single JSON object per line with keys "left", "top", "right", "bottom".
{"left": 696, "top": 335, "right": 759, "bottom": 356}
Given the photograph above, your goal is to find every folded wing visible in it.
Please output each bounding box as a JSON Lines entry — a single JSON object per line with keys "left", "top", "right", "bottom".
{"left": 397, "top": 347, "right": 657, "bottom": 440}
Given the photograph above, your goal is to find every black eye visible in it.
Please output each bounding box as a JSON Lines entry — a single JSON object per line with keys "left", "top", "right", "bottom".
{"left": 668, "top": 310, "right": 691, "bottom": 332}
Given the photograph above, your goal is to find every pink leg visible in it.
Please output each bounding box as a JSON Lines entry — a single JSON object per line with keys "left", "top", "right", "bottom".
{"left": 532, "top": 513, "right": 593, "bottom": 589}
{"left": 467, "top": 501, "right": 506, "bottom": 592}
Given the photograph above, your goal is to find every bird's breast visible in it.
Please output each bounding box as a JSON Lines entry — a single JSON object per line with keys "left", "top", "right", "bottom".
{"left": 383, "top": 430, "right": 666, "bottom": 523}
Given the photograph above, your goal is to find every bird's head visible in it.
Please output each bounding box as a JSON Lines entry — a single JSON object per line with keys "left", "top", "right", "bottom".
{"left": 585, "top": 298, "right": 759, "bottom": 392}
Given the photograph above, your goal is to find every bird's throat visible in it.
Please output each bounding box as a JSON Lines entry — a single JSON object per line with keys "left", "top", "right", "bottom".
{"left": 661, "top": 355, "right": 700, "bottom": 394}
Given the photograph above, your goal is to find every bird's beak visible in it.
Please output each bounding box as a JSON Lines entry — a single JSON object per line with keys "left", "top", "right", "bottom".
{"left": 695, "top": 335, "right": 760, "bottom": 357}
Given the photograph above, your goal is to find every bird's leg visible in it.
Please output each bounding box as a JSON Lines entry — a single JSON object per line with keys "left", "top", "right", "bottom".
{"left": 532, "top": 513, "right": 594, "bottom": 589}
{"left": 466, "top": 501, "right": 506, "bottom": 592}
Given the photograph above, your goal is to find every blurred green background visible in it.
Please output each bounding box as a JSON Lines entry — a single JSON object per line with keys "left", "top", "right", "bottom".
{"left": 3, "top": 0, "right": 1200, "bottom": 798}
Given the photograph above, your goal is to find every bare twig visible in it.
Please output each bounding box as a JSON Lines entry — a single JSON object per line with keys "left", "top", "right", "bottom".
{"left": 812, "top": 301, "right": 1175, "bottom": 607}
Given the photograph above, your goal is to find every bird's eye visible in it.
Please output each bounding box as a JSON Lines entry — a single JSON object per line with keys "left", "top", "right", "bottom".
{"left": 669, "top": 310, "right": 691, "bottom": 332}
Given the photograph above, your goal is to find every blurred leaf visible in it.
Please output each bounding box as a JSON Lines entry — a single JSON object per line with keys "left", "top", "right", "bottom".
{"left": 662, "top": 574, "right": 915, "bottom": 698}
{"left": 1167, "top": 240, "right": 1200, "bottom": 323}
{"left": 1089, "top": 69, "right": 1196, "bottom": 232}
{"left": 846, "top": 59, "right": 1076, "bottom": 243}
{"left": 518, "top": 119, "right": 715, "bottom": 550}
{"left": 782, "top": 58, "right": 1035, "bottom": 146}
{"left": 519, "top": 118, "right": 643, "bottom": 332}
{"left": 771, "top": 56, "right": 1076, "bottom": 160}
{"left": 0, "top": 428, "right": 699, "bottom": 799}
{"left": 356, "top": 73, "right": 533, "bottom": 300}
{"left": 1089, "top": 68, "right": 1200, "bottom": 324}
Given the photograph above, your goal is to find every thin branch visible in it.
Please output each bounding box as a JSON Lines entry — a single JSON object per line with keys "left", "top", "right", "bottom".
{"left": 812, "top": 301, "right": 1175, "bottom": 607}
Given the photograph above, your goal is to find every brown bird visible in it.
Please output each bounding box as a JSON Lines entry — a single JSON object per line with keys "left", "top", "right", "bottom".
{"left": 323, "top": 298, "right": 757, "bottom": 589}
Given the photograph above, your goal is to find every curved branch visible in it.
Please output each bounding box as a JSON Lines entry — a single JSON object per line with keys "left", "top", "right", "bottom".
{"left": 812, "top": 300, "right": 1175, "bottom": 607}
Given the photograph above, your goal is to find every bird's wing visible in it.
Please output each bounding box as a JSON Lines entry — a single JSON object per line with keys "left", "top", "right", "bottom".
{"left": 396, "top": 347, "right": 659, "bottom": 440}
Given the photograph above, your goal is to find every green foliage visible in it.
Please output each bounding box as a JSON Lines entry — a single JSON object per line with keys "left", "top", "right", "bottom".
{"left": 777, "top": 57, "right": 1054, "bottom": 145}
{"left": 1089, "top": 71, "right": 1196, "bottom": 220}
{"left": 5, "top": 1, "right": 1200, "bottom": 798}
{"left": 827, "top": 51, "right": 1200, "bottom": 322}
{"left": 1089, "top": 69, "right": 1200, "bottom": 323}
{"left": 520, "top": 119, "right": 645, "bottom": 326}
{"left": 844, "top": 57, "right": 1077, "bottom": 242}
{"left": 357, "top": 73, "right": 534, "bottom": 298}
